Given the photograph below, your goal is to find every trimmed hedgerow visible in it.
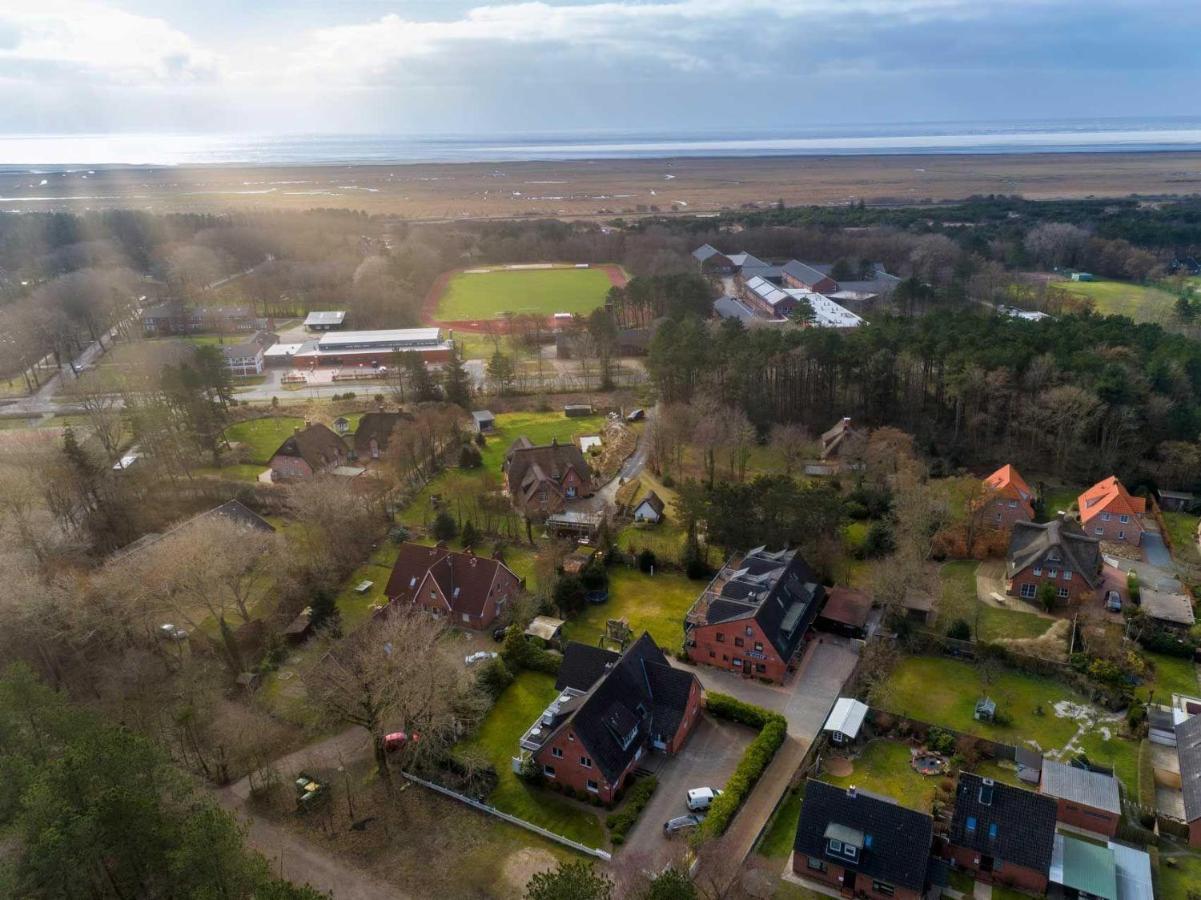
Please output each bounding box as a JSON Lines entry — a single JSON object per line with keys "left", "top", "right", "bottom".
{"left": 605, "top": 775, "right": 658, "bottom": 844}
{"left": 698, "top": 693, "right": 788, "bottom": 839}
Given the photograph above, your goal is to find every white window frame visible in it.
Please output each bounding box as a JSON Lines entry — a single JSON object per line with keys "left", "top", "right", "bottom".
{"left": 1057, "top": 587, "right": 1070, "bottom": 599}
{"left": 1020, "top": 584, "right": 1037, "bottom": 600}
{"left": 1102, "top": 512, "right": 1111, "bottom": 521}
{"left": 1119, "top": 514, "right": 1130, "bottom": 524}
{"left": 580, "top": 756, "right": 592, "bottom": 768}
{"left": 543, "top": 764, "right": 556, "bottom": 778}
{"left": 551, "top": 747, "right": 563, "bottom": 759}
{"left": 586, "top": 779, "right": 599, "bottom": 793}
{"left": 1033, "top": 566, "right": 1042, "bottom": 576}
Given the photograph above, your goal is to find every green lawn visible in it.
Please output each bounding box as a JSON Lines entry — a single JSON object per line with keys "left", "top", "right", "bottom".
{"left": 456, "top": 672, "right": 606, "bottom": 847}
{"left": 936, "top": 561, "right": 1053, "bottom": 643}
{"left": 882, "top": 656, "right": 1139, "bottom": 792}
{"left": 821, "top": 740, "right": 939, "bottom": 813}
{"left": 435, "top": 267, "right": 614, "bottom": 320}
{"left": 225, "top": 416, "right": 306, "bottom": 464}
{"left": 1053, "top": 279, "right": 1178, "bottom": 323}
{"left": 562, "top": 568, "right": 699, "bottom": 653}
{"left": 1038, "top": 485, "right": 1080, "bottom": 521}
{"left": 194, "top": 463, "right": 266, "bottom": 482}
{"left": 1163, "top": 511, "right": 1201, "bottom": 567}
{"left": 1147, "top": 652, "right": 1199, "bottom": 701}
{"left": 1158, "top": 852, "right": 1201, "bottom": 899}
{"left": 757, "top": 786, "right": 803, "bottom": 860}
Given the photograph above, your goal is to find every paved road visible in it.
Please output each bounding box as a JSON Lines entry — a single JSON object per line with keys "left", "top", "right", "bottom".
{"left": 216, "top": 727, "right": 409, "bottom": 900}
{"left": 1142, "top": 532, "right": 1172, "bottom": 568}
{"left": 574, "top": 404, "right": 656, "bottom": 514}
{"left": 6, "top": 316, "right": 131, "bottom": 415}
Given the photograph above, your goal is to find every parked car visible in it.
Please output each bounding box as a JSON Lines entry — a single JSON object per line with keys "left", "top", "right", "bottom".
{"left": 664, "top": 814, "right": 703, "bottom": 836}
{"left": 466, "top": 650, "right": 498, "bottom": 665}
{"left": 492, "top": 626, "right": 508, "bottom": 642}
{"left": 385, "top": 731, "right": 418, "bottom": 752}
{"left": 158, "top": 623, "right": 188, "bottom": 641}
{"left": 1105, "top": 590, "right": 1122, "bottom": 612}
{"left": 686, "top": 787, "right": 723, "bottom": 811}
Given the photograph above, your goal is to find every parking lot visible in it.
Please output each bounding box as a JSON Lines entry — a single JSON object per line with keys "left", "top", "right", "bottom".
{"left": 623, "top": 715, "right": 755, "bottom": 869}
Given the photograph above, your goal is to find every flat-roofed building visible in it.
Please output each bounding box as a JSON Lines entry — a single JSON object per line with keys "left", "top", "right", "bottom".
{"left": 292, "top": 328, "right": 454, "bottom": 368}
{"left": 303, "top": 310, "right": 347, "bottom": 331}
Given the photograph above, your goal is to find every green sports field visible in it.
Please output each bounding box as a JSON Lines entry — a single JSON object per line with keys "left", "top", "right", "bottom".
{"left": 1052, "top": 278, "right": 1177, "bottom": 323}
{"left": 434, "top": 266, "right": 615, "bottom": 320}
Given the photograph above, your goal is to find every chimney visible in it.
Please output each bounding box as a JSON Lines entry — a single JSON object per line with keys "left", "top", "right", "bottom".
{"left": 846, "top": 785, "right": 857, "bottom": 799}
{"left": 979, "top": 778, "right": 994, "bottom": 807}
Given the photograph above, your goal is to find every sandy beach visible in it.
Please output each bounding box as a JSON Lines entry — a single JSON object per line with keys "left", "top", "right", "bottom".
{"left": 4, "top": 151, "right": 1201, "bottom": 219}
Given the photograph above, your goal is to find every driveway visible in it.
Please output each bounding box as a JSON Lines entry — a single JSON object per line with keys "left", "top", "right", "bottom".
{"left": 1143, "top": 532, "right": 1172, "bottom": 568}
{"left": 623, "top": 715, "right": 754, "bottom": 869}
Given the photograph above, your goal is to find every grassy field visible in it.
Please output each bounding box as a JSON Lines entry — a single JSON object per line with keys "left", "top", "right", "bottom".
{"left": 935, "top": 561, "right": 1053, "bottom": 643}
{"left": 435, "top": 267, "right": 614, "bottom": 320}
{"left": 1163, "top": 511, "right": 1201, "bottom": 567}
{"left": 1053, "top": 278, "right": 1178, "bottom": 323}
{"left": 1039, "top": 485, "right": 1080, "bottom": 521}
{"left": 456, "top": 671, "right": 606, "bottom": 847}
{"left": 1158, "top": 852, "right": 1201, "bottom": 899}
{"left": 757, "top": 786, "right": 803, "bottom": 860}
{"left": 821, "top": 740, "right": 939, "bottom": 813}
{"left": 881, "top": 656, "right": 1138, "bottom": 791}
{"left": 225, "top": 416, "right": 306, "bottom": 464}
{"left": 562, "top": 568, "right": 700, "bottom": 653}
{"left": 1147, "top": 652, "right": 1199, "bottom": 701}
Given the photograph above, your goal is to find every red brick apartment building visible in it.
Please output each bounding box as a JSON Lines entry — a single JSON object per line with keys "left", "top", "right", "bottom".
{"left": 516, "top": 635, "right": 702, "bottom": 804}
{"left": 383, "top": 542, "right": 521, "bottom": 631}
{"left": 684, "top": 547, "right": 824, "bottom": 684}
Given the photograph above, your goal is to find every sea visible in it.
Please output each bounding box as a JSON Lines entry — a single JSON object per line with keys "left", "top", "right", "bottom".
{"left": 4, "top": 118, "right": 1201, "bottom": 169}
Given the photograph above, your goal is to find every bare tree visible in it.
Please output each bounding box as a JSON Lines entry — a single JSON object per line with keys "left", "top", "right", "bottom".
{"left": 769, "top": 422, "right": 810, "bottom": 476}
{"left": 304, "top": 607, "right": 487, "bottom": 791}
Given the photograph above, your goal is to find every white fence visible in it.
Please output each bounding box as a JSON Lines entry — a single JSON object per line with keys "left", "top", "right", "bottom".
{"left": 402, "top": 771, "right": 612, "bottom": 861}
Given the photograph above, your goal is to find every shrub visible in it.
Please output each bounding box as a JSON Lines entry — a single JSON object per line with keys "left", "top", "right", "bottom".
{"left": 475, "top": 431, "right": 486, "bottom": 447}
{"left": 637, "top": 549, "right": 657, "bottom": 573}
{"left": 1128, "top": 570, "right": 1141, "bottom": 603}
{"left": 500, "top": 625, "right": 563, "bottom": 675}
{"left": 477, "top": 656, "right": 514, "bottom": 701}
{"left": 432, "top": 510, "right": 458, "bottom": 541}
{"left": 606, "top": 775, "right": 658, "bottom": 843}
{"left": 861, "top": 521, "right": 896, "bottom": 559}
{"left": 946, "top": 619, "right": 972, "bottom": 641}
{"left": 660, "top": 473, "right": 675, "bottom": 488}
{"left": 461, "top": 520, "right": 479, "bottom": 549}
{"left": 388, "top": 525, "right": 410, "bottom": 545}
{"left": 553, "top": 574, "right": 587, "bottom": 615}
{"left": 459, "top": 443, "right": 482, "bottom": 468}
{"left": 926, "top": 726, "right": 956, "bottom": 755}
{"left": 699, "top": 717, "right": 786, "bottom": 839}
{"left": 706, "top": 692, "right": 774, "bottom": 729}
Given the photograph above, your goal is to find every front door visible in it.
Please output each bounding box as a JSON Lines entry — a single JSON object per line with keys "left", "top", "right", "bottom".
{"left": 979, "top": 855, "right": 995, "bottom": 874}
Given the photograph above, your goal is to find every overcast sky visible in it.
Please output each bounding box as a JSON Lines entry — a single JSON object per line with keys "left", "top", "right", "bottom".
{"left": 2, "top": 0, "right": 1198, "bottom": 136}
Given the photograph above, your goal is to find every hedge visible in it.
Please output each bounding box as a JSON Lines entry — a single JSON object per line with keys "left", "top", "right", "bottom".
{"left": 699, "top": 693, "right": 788, "bottom": 839}
{"left": 605, "top": 775, "right": 658, "bottom": 844}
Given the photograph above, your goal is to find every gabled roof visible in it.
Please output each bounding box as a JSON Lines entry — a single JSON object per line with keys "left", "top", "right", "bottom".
{"left": 950, "top": 774, "right": 1057, "bottom": 875}
{"left": 270, "top": 423, "right": 348, "bottom": 471}
{"left": 545, "top": 633, "right": 699, "bottom": 783}
{"left": 820, "top": 417, "right": 854, "bottom": 459}
{"left": 1141, "top": 586, "right": 1196, "bottom": 626}
{"left": 1007, "top": 515, "right": 1102, "bottom": 588}
{"left": 819, "top": 587, "right": 871, "bottom": 629}
{"left": 207, "top": 500, "right": 275, "bottom": 532}
{"left": 692, "top": 244, "right": 730, "bottom": 264}
{"left": 555, "top": 643, "right": 619, "bottom": 693}
{"left": 384, "top": 542, "right": 519, "bottom": 620}
{"left": 713, "top": 295, "right": 759, "bottom": 322}
{"left": 635, "top": 490, "right": 665, "bottom": 517}
{"left": 823, "top": 698, "right": 869, "bottom": 740}
{"left": 794, "top": 780, "right": 933, "bottom": 892}
{"left": 727, "top": 252, "right": 766, "bottom": 270}
{"left": 353, "top": 411, "right": 411, "bottom": 456}
{"left": 1078, "top": 476, "right": 1146, "bottom": 526}
{"left": 221, "top": 341, "right": 263, "bottom": 360}
{"left": 504, "top": 439, "right": 592, "bottom": 504}
{"left": 1039, "top": 759, "right": 1120, "bottom": 814}
{"left": 782, "top": 259, "right": 834, "bottom": 287}
{"left": 1177, "top": 709, "right": 1201, "bottom": 822}
{"left": 983, "top": 464, "right": 1035, "bottom": 516}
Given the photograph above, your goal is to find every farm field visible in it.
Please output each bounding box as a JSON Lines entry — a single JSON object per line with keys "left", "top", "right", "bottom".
{"left": 1053, "top": 278, "right": 1177, "bottom": 323}
{"left": 434, "top": 266, "right": 616, "bottom": 321}
{"left": 881, "top": 656, "right": 1139, "bottom": 792}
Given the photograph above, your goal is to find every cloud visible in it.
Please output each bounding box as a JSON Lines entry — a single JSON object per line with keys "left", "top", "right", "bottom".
{"left": 0, "top": 0, "right": 218, "bottom": 84}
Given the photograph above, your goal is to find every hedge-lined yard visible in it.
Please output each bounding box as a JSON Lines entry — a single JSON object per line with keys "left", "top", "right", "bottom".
{"left": 699, "top": 693, "right": 788, "bottom": 839}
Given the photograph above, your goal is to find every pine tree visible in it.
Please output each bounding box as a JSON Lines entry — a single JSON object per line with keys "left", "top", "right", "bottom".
{"left": 442, "top": 347, "right": 471, "bottom": 408}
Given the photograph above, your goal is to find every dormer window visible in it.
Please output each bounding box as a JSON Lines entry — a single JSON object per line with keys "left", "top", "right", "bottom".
{"left": 620, "top": 727, "right": 637, "bottom": 750}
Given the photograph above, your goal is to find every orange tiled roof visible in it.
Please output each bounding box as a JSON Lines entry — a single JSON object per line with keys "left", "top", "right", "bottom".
{"left": 1078, "top": 476, "right": 1146, "bottom": 525}
{"left": 983, "top": 464, "right": 1035, "bottom": 516}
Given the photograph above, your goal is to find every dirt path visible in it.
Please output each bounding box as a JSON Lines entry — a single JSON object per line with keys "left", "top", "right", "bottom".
{"left": 217, "top": 726, "right": 409, "bottom": 899}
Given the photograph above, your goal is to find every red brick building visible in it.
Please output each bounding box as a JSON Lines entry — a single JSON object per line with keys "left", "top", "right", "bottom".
{"left": 781, "top": 259, "right": 839, "bottom": 294}
{"left": 503, "top": 437, "right": 594, "bottom": 518}
{"left": 517, "top": 635, "right": 702, "bottom": 805}
{"left": 1038, "top": 759, "right": 1121, "bottom": 837}
{"left": 267, "top": 423, "right": 350, "bottom": 479}
{"left": 948, "top": 774, "right": 1057, "bottom": 895}
{"left": 1078, "top": 475, "right": 1147, "bottom": 545}
{"left": 383, "top": 542, "right": 521, "bottom": 631}
{"left": 793, "top": 780, "right": 934, "bottom": 900}
{"left": 980, "top": 464, "right": 1035, "bottom": 532}
{"left": 1006, "top": 514, "right": 1103, "bottom": 606}
{"left": 684, "top": 547, "right": 824, "bottom": 683}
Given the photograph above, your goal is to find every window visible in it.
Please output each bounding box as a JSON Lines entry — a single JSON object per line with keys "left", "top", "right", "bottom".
{"left": 543, "top": 765, "right": 555, "bottom": 778}
{"left": 872, "top": 882, "right": 895, "bottom": 897}
{"left": 1057, "top": 587, "right": 1069, "bottom": 599}
{"left": 1008, "top": 499, "right": 1017, "bottom": 508}
{"left": 461, "top": 613, "right": 470, "bottom": 623}
{"left": 708, "top": 650, "right": 715, "bottom": 659}
{"left": 745, "top": 626, "right": 753, "bottom": 636}
{"left": 586, "top": 779, "right": 599, "bottom": 793}
{"left": 1047, "top": 568, "right": 1058, "bottom": 578}
{"left": 1033, "top": 566, "right": 1042, "bottom": 576}
{"left": 580, "top": 756, "right": 592, "bottom": 768}
{"left": 966, "top": 816, "right": 977, "bottom": 833}
{"left": 715, "top": 633, "right": 725, "bottom": 643}
{"left": 551, "top": 747, "right": 563, "bottom": 759}
{"left": 1095, "top": 527, "right": 1104, "bottom": 536}
{"left": 1118, "top": 531, "right": 1126, "bottom": 540}
{"left": 429, "top": 589, "right": 437, "bottom": 599}
{"left": 1119, "top": 514, "right": 1130, "bottom": 524}
{"left": 757, "top": 664, "right": 767, "bottom": 673}
{"left": 807, "top": 858, "right": 827, "bottom": 873}
{"left": 1020, "top": 584, "right": 1037, "bottom": 600}
{"left": 829, "top": 840, "right": 842, "bottom": 853}
{"left": 843, "top": 846, "right": 858, "bottom": 861}
{"left": 722, "top": 654, "right": 728, "bottom": 661}
{"left": 988, "top": 823, "right": 998, "bottom": 839}
{"left": 733, "top": 658, "right": 743, "bottom": 667}
{"left": 1102, "top": 512, "right": 1111, "bottom": 521}
{"left": 566, "top": 486, "right": 576, "bottom": 498}
{"left": 1062, "top": 569, "right": 1072, "bottom": 581}
{"left": 754, "top": 642, "right": 764, "bottom": 652}
{"left": 734, "top": 637, "right": 744, "bottom": 648}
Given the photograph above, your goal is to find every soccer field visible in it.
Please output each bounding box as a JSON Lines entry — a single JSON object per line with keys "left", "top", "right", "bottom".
{"left": 433, "top": 265, "right": 616, "bottom": 320}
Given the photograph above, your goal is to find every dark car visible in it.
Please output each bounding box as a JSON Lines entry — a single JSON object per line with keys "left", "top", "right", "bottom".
{"left": 492, "top": 626, "right": 508, "bottom": 642}
{"left": 663, "top": 814, "right": 703, "bottom": 836}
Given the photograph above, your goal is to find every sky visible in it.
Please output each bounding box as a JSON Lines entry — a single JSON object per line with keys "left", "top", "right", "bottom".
{"left": 1, "top": 0, "right": 1199, "bottom": 137}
